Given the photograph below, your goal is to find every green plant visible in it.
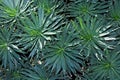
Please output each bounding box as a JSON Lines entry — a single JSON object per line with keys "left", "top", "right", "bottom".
{"left": 43, "top": 26, "right": 82, "bottom": 75}
{"left": 68, "top": 0, "right": 109, "bottom": 17}
{"left": 21, "top": 65, "right": 49, "bottom": 80}
{"left": 72, "top": 16, "right": 117, "bottom": 57}
{"left": 18, "top": 8, "right": 63, "bottom": 58}
{"left": 0, "top": 0, "right": 33, "bottom": 24}
{"left": 108, "top": 0, "right": 120, "bottom": 26}
{"left": 33, "top": 0, "right": 64, "bottom": 16}
{"left": 0, "top": 0, "right": 120, "bottom": 80}
{"left": 90, "top": 49, "right": 120, "bottom": 80}
{"left": 0, "top": 27, "right": 23, "bottom": 70}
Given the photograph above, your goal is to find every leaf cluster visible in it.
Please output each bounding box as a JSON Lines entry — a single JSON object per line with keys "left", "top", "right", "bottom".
{"left": 0, "top": 0, "right": 120, "bottom": 80}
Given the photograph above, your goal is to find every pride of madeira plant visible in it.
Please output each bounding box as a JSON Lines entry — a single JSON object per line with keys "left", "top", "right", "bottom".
{"left": 0, "top": 0, "right": 120, "bottom": 80}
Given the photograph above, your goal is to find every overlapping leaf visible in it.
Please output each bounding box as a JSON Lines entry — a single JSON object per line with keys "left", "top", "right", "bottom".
{"left": 18, "top": 8, "right": 63, "bottom": 58}
{"left": 90, "top": 49, "right": 120, "bottom": 80}
{"left": 43, "top": 25, "right": 82, "bottom": 75}
{"left": 68, "top": 0, "right": 109, "bottom": 17}
{"left": 21, "top": 65, "right": 49, "bottom": 80}
{"left": 34, "top": 0, "right": 64, "bottom": 15}
{"left": 0, "top": 0, "right": 33, "bottom": 23}
{"left": 108, "top": 0, "right": 120, "bottom": 26}
{"left": 0, "top": 27, "right": 23, "bottom": 70}
{"left": 72, "top": 16, "right": 117, "bottom": 57}
{"left": 0, "top": 0, "right": 119, "bottom": 80}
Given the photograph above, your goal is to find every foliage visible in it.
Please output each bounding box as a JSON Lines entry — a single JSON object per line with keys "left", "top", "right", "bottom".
{"left": 21, "top": 65, "right": 50, "bottom": 80}
{"left": 0, "top": 0, "right": 33, "bottom": 24}
{"left": 73, "top": 16, "right": 117, "bottom": 57}
{"left": 0, "top": 27, "right": 23, "bottom": 70}
{"left": 68, "top": 0, "right": 109, "bottom": 17}
{"left": 43, "top": 26, "right": 82, "bottom": 75}
{"left": 90, "top": 48, "right": 120, "bottom": 80}
{"left": 17, "top": 7, "right": 63, "bottom": 58}
{"left": 0, "top": 0, "right": 120, "bottom": 80}
{"left": 108, "top": 0, "right": 120, "bottom": 26}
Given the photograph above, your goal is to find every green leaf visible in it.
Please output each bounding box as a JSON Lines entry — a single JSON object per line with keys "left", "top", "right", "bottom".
{"left": 18, "top": 8, "right": 63, "bottom": 58}
{"left": 90, "top": 49, "right": 120, "bottom": 80}
{"left": 0, "top": 0, "right": 33, "bottom": 24}
{"left": 0, "top": 27, "right": 23, "bottom": 70}
{"left": 68, "top": 0, "right": 109, "bottom": 17}
{"left": 73, "top": 16, "right": 117, "bottom": 57}
{"left": 43, "top": 25, "right": 82, "bottom": 75}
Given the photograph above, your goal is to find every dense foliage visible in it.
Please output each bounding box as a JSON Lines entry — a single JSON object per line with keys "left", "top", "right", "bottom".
{"left": 0, "top": 0, "right": 120, "bottom": 80}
